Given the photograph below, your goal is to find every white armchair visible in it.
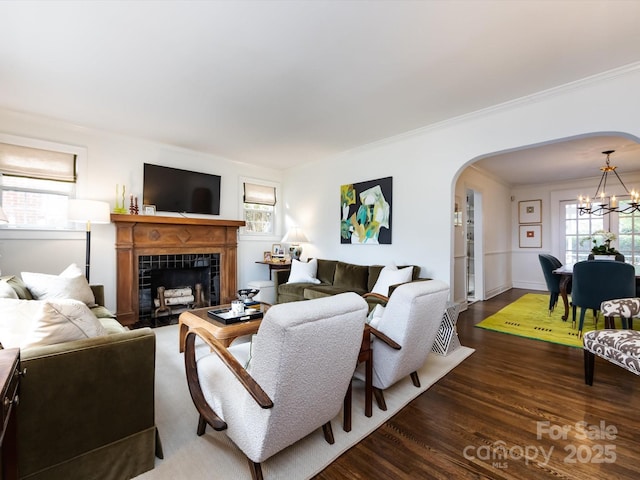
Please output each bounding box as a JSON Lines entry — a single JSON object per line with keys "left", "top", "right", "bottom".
{"left": 184, "top": 292, "right": 368, "bottom": 480}
{"left": 358, "top": 279, "right": 450, "bottom": 410}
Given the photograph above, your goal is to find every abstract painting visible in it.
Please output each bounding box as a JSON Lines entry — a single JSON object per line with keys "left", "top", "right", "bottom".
{"left": 340, "top": 176, "right": 392, "bottom": 244}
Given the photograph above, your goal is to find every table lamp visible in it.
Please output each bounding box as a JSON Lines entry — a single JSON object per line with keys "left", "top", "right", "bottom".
{"left": 281, "top": 227, "right": 309, "bottom": 261}
{"left": 68, "top": 199, "right": 110, "bottom": 281}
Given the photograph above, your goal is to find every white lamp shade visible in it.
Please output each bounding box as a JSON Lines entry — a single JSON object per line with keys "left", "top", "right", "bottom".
{"left": 68, "top": 199, "right": 111, "bottom": 224}
{"left": 0, "top": 206, "right": 8, "bottom": 224}
{"left": 282, "top": 227, "right": 309, "bottom": 244}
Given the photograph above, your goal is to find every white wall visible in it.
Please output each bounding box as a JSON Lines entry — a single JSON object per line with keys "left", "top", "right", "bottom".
{"left": 453, "top": 166, "right": 512, "bottom": 305}
{"left": 0, "top": 109, "right": 283, "bottom": 310}
{"left": 511, "top": 171, "right": 640, "bottom": 291}
{"left": 2, "top": 65, "right": 640, "bottom": 311}
{"left": 282, "top": 65, "right": 640, "bottom": 297}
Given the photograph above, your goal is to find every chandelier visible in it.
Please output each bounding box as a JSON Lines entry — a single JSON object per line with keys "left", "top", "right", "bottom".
{"left": 578, "top": 150, "right": 640, "bottom": 216}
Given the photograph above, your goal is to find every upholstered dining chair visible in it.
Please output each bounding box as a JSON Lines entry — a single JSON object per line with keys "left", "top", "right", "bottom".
{"left": 356, "top": 279, "right": 449, "bottom": 411}
{"left": 183, "top": 292, "right": 368, "bottom": 480}
{"left": 571, "top": 260, "right": 636, "bottom": 337}
{"left": 538, "top": 254, "right": 569, "bottom": 315}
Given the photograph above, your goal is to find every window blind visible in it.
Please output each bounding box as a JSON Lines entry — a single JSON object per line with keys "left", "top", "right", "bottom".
{"left": 0, "top": 142, "right": 77, "bottom": 182}
{"left": 244, "top": 182, "right": 276, "bottom": 206}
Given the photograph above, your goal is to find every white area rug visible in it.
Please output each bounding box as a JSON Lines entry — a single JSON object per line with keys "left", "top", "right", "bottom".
{"left": 137, "top": 324, "right": 474, "bottom": 480}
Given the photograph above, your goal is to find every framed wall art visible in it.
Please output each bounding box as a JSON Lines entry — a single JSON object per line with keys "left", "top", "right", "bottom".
{"left": 518, "top": 199, "right": 541, "bottom": 224}
{"left": 340, "top": 176, "right": 392, "bottom": 244}
{"left": 519, "top": 224, "right": 542, "bottom": 248}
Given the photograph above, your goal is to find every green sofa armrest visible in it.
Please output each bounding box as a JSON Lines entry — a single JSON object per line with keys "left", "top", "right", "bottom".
{"left": 90, "top": 284, "right": 106, "bottom": 307}
{"left": 18, "top": 328, "right": 158, "bottom": 479}
{"left": 273, "top": 269, "right": 291, "bottom": 289}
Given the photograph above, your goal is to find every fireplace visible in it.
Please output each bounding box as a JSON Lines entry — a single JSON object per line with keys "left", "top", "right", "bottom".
{"left": 138, "top": 253, "right": 220, "bottom": 327}
{"left": 112, "top": 214, "right": 245, "bottom": 327}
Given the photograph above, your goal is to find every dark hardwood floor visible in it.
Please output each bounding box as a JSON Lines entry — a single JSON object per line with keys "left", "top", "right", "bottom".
{"left": 316, "top": 288, "right": 640, "bottom": 480}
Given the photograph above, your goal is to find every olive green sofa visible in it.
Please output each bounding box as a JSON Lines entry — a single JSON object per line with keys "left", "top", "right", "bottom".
{"left": 2, "top": 278, "right": 161, "bottom": 480}
{"left": 274, "top": 259, "right": 424, "bottom": 310}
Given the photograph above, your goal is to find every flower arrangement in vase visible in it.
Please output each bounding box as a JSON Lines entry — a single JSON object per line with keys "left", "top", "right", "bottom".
{"left": 581, "top": 230, "right": 619, "bottom": 256}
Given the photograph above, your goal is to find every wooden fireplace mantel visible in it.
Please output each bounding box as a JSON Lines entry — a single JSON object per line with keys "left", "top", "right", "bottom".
{"left": 111, "top": 214, "right": 245, "bottom": 326}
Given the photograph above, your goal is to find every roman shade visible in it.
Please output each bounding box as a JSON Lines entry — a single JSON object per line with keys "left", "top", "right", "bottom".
{"left": 0, "top": 142, "right": 77, "bottom": 182}
{"left": 243, "top": 182, "right": 276, "bottom": 205}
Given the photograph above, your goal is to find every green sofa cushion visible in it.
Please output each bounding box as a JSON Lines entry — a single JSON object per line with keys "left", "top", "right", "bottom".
{"left": 303, "top": 285, "right": 354, "bottom": 300}
{"left": 333, "top": 261, "right": 369, "bottom": 294}
{"left": 277, "top": 282, "right": 330, "bottom": 303}
{"left": 316, "top": 259, "right": 338, "bottom": 285}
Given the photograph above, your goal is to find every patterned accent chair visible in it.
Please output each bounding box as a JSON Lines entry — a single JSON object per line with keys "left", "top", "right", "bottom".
{"left": 583, "top": 330, "right": 640, "bottom": 385}
{"left": 600, "top": 297, "right": 640, "bottom": 329}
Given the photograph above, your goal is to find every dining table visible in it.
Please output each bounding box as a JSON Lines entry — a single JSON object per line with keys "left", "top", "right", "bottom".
{"left": 552, "top": 263, "right": 640, "bottom": 321}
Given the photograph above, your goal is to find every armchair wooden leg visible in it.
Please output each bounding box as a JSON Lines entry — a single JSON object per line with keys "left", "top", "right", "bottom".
{"left": 343, "top": 382, "right": 352, "bottom": 432}
{"left": 584, "top": 350, "right": 595, "bottom": 386}
{"left": 197, "top": 414, "right": 207, "bottom": 436}
{"left": 410, "top": 371, "right": 421, "bottom": 388}
{"left": 373, "top": 387, "right": 387, "bottom": 411}
{"left": 248, "top": 460, "right": 264, "bottom": 480}
{"left": 322, "top": 421, "right": 335, "bottom": 444}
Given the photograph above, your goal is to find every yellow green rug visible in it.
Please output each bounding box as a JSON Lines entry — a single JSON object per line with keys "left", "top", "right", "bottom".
{"left": 476, "top": 293, "right": 639, "bottom": 348}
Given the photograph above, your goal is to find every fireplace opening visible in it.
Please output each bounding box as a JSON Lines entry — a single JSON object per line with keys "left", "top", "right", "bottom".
{"left": 138, "top": 253, "right": 220, "bottom": 327}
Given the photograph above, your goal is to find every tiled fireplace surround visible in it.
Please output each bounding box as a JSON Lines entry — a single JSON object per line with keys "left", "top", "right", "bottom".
{"left": 111, "top": 214, "right": 245, "bottom": 327}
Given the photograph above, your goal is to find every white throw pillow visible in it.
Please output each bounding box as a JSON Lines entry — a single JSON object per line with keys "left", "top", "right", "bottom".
{"left": 0, "top": 280, "right": 18, "bottom": 299}
{"left": 22, "top": 263, "right": 96, "bottom": 306}
{"left": 366, "top": 304, "right": 385, "bottom": 329}
{"left": 287, "top": 258, "right": 321, "bottom": 284}
{"left": 0, "top": 298, "right": 107, "bottom": 349}
{"left": 371, "top": 265, "right": 413, "bottom": 296}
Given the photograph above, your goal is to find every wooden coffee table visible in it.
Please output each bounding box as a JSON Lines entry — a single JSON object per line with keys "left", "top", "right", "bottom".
{"left": 178, "top": 303, "right": 269, "bottom": 352}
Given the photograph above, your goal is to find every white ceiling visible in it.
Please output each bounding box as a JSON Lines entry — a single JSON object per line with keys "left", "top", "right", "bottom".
{"left": 1, "top": 1, "right": 640, "bottom": 182}
{"left": 473, "top": 135, "right": 640, "bottom": 187}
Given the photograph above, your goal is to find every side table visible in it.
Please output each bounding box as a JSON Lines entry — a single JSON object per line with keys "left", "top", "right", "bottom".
{"left": 0, "top": 348, "right": 20, "bottom": 480}
{"left": 432, "top": 302, "right": 461, "bottom": 356}
{"left": 255, "top": 260, "right": 291, "bottom": 280}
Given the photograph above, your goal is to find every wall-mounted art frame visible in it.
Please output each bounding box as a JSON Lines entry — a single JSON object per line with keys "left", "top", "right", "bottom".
{"left": 340, "top": 176, "right": 392, "bottom": 244}
{"left": 518, "top": 199, "right": 541, "bottom": 224}
{"left": 519, "top": 224, "right": 542, "bottom": 248}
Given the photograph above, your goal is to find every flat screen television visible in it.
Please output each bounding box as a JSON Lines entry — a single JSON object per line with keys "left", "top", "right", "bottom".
{"left": 143, "top": 163, "right": 221, "bottom": 215}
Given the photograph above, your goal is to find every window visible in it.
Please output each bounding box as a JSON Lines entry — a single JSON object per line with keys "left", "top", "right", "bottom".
{"left": 562, "top": 201, "right": 605, "bottom": 265}
{"left": 242, "top": 182, "right": 276, "bottom": 234}
{"left": 0, "top": 141, "right": 77, "bottom": 229}
{"left": 616, "top": 199, "right": 640, "bottom": 265}
{"left": 562, "top": 197, "right": 640, "bottom": 266}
